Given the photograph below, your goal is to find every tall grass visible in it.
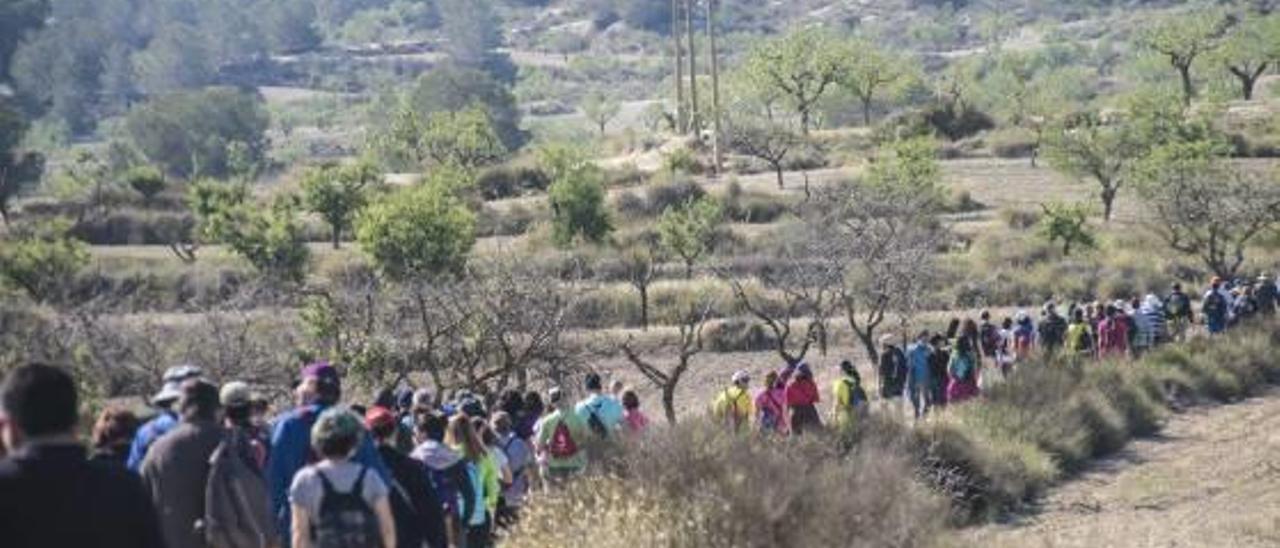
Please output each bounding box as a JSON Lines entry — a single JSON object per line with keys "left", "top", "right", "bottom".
{"left": 507, "top": 326, "right": 1280, "bottom": 546}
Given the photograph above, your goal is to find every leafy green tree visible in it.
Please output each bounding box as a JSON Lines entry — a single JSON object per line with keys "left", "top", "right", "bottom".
{"left": 581, "top": 92, "right": 621, "bottom": 136}
{"left": 743, "top": 28, "right": 848, "bottom": 133}
{"left": 133, "top": 24, "right": 214, "bottom": 94}
{"left": 1214, "top": 14, "right": 1280, "bottom": 100}
{"left": 840, "top": 40, "right": 910, "bottom": 126}
{"left": 0, "top": 104, "right": 44, "bottom": 226}
{"left": 125, "top": 87, "right": 270, "bottom": 179}
{"left": 1138, "top": 11, "right": 1228, "bottom": 106}
{"left": 188, "top": 178, "right": 250, "bottom": 244}
{"left": 0, "top": 0, "right": 49, "bottom": 86}
{"left": 301, "top": 161, "right": 380, "bottom": 249}
{"left": 1038, "top": 201, "right": 1096, "bottom": 256}
{"left": 438, "top": 0, "right": 515, "bottom": 83}
{"left": 420, "top": 107, "right": 508, "bottom": 169}
{"left": 123, "top": 165, "right": 165, "bottom": 208}
{"left": 866, "top": 136, "right": 945, "bottom": 209}
{"left": 1132, "top": 140, "right": 1280, "bottom": 278}
{"left": 658, "top": 196, "right": 722, "bottom": 279}
{"left": 410, "top": 66, "right": 525, "bottom": 151}
{"left": 547, "top": 159, "right": 612, "bottom": 248}
{"left": 356, "top": 179, "right": 477, "bottom": 280}
{"left": 619, "top": 234, "right": 664, "bottom": 330}
{"left": 188, "top": 180, "right": 310, "bottom": 281}
{"left": 1043, "top": 112, "right": 1146, "bottom": 222}
{"left": 0, "top": 218, "right": 89, "bottom": 304}
{"left": 262, "top": 0, "right": 322, "bottom": 53}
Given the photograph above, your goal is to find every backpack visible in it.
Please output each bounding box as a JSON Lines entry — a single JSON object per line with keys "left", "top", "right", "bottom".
{"left": 1203, "top": 291, "right": 1227, "bottom": 319}
{"left": 547, "top": 419, "right": 580, "bottom": 459}
{"left": 980, "top": 324, "right": 1002, "bottom": 357}
{"left": 312, "top": 467, "right": 382, "bottom": 548}
{"left": 951, "top": 354, "right": 974, "bottom": 383}
{"left": 720, "top": 389, "right": 747, "bottom": 430}
{"left": 204, "top": 431, "right": 273, "bottom": 548}
{"left": 841, "top": 379, "right": 868, "bottom": 410}
{"left": 759, "top": 392, "right": 782, "bottom": 432}
{"left": 585, "top": 403, "right": 609, "bottom": 439}
{"left": 1167, "top": 293, "right": 1189, "bottom": 318}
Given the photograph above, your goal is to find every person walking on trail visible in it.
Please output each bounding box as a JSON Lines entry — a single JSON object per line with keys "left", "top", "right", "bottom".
{"left": 1013, "top": 312, "right": 1036, "bottom": 361}
{"left": 712, "top": 370, "right": 755, "bottom": 433}
{"left": 1098, "top": 304, "right": 1130, "bottom": 360}
{"left": 492, "top": 411, "right": 534, "bottom": 528}
{"left": 1038, "top": 303, "right": 1068, "bottom": 355}
{"left": 89, "top": 407, "right": 140, "bottom": 470}
{"left": 448, "top": 416, "right": 500, "bottom": 548}
{"left": 928, "top": 335, "right": 951, "bottom": 409}
{"left": 905, "top": 332, "right": 934, "bottom": 419}
{"left": 1166, "top": 283, "right": 1194, "bottom": 341}
{"left": 1256, "top": 274, "right": 1278, "bottom": 316}
{"left": 267, "top": 362, "right": 389, "bottom": 543}
{"left": 620, "top": 390, "right": 649, "bottom": 435}
{"left": 786, "top": 363, "right": 823, "bottom": 436}
{"left": 995, "top": 317, "right": 1016, "bottom": 377}
{"left": 289, "top": 408, "right": 396, "bottom": 548}
{"left": 755, "top": 369, "right": 790, "bottom": 436}
{"left": 1203, "top": 278, "right": 1230, "bottom": 335}
{"left": 0, "top": 363, "right": 166, "bottom": 548}
{"left": 1136, "top": 295, "right": 1167, "bottom": 354}
{"left": 574, "top": 373, "right": 624, "bottom": 440}
{"left": 878, "top": 335, "right": 908, "bottom": 405}
{"left": 946, "top": 336, "right": 981, "bottom": 404}
{"left": 128, "top": 364, "right": 203, "bottom": 471}
{"left": 534, "top": 388, "right": 589, "bottom": 485}
{"left": 411, "top": 410, "right": 474, "bottom": 548}
{"left": 204, "top": 381, "right": 275, "bottom": 548}
{"left": 141, "top": 379, "right": 225, "bottom": 548}
{"left": 367, "top": 406, "right": 445, "bottom": 548}
{"left": 978, "top": 311, "right": 1002, "bottom": 362}
{"left": 1065, "top": 308, "right": 1095, "bottom": 359}
{"left": 832, "top": 361, "right": 869, "bottom": 432}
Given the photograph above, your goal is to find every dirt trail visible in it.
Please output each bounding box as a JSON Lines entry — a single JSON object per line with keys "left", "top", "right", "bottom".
{"left": 967, "top": 388, "right": 1280, "bottom": 548}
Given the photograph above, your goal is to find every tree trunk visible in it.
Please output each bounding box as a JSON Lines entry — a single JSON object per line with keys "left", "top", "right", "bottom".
{"left": 1101, "top": 186, "right": 1116, "bottom": 222}
{"left": 684, "top": 259, "right": 694, "bottom": 280}
{"left": 862, "top": 96, "right": 873, "bottom": 126}
{"left": 800, "top": 108, "right": 812, "bottom": 135}
{"left": 332, "top": 226, "right": 341, "bottom": 249}
{"left": 672, "top": 0, "right": 685, "bottom": 133}
{"left": 706, "top": 0, "right": 722, "bottom": 176}
{"left": 1178, "top": 64, "right": 1194, "bottom": 107}
{"left": 774, "top": 163, "right": 785, "bottom": 189}
{"left": 685, "top": 0, "right": 699, "bottom": 132}
{"left": 1243, "top": 75, "right": 1258, "bottom": 101}
{"left": 662, "top": 383, "right": 678, "bottom": 424}
{"left": 639, "top": 284, "right": 650, "bottom": 331}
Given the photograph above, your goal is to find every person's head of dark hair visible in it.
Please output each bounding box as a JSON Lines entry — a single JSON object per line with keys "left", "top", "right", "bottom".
{"left": 1073, "top": 308, "right": 1085, "bottom": 322}
{"left": 1002, "top": 317, "right": 1013, "bottom": 329}
{"left": 980, "top": 310, "right": 991, "bottom": 321}
{"left": 956, "top": 336, "right": 973, "bottom": 354}
{"left": 1105, "top": 304, "right": 1117, "bottom": 317}
{"left": 350, "top": 404, "right": 367, "bottom": 417}
{"left": 179, "top": 379, "right": 220, "bottom": 422}
{"left": 491, "top": 411, "right": 514, "bottom": 435}
{"left": 916, "top": 330, "right": 931, "bottom": 341}
{"left": 621, "top": 390, "right": 640, "bottom": 410}
{"left": 930, "top": 334, "right": 946, "bottom": 346}
{"left": 473, "top": 416, "right": 497, "bottom": 446}
{"left": 91, "top": 407, "right": 139, "bottom": 453}
{"left": 523, "top": 391, "right": 544, "bottom": 415}
{"left": 960, "top": 318, "right": 979, "bottom": 337}
{"left": 584, "top": 372, "right": 603, "bottom": 392}
{"left": 499, "top": 390, "right": 524, "bottom": 417}
{"left": 373, "top": 388, "right": 396, "bottom": 410}
{"left": 225, "top": 404, "right": 252, "bottom": 426}
{"left": 415, "top": 410, "right": 448, "bottom": 442}
{"left": 1, "top": 363, "right": 79, "bottom": 440}
{"left": 371, "top": 420, "right": 396, "bottom": 441}
{"left": 1172, "top": 282, "right": 1183, "bottom": 291}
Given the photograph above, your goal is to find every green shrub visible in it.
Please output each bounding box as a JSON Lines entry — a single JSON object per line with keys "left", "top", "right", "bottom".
{"left": 0, "top": 219, "right": 90, "bottom": 304}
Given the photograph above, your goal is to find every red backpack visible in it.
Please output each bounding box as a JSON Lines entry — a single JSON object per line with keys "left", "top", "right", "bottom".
{"left": 547, "top": 420, "right": 579, "bottom": 459}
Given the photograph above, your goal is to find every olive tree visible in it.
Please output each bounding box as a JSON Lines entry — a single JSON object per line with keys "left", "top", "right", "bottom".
{"left": 355, "top": 177, "right": 477, "bottom": 281}
{"left": 301, "top": 160, "right": 379, "bottom": 249}
{"left": 1137, "top": 11, "right": 1227, "bottom": 106}
{"left": 1214, "top": 14, "right": 1280, "bottom": 100}
{"left": 742, "top": 28, "right": 847, "bottom": 133}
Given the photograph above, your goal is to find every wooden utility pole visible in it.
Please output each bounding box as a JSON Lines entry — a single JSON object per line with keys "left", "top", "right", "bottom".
{"left": 685, "top": 0, "right": 699, "bottom": 134}
{"left": 706, "top": 0, "right": 721, "bottom": 175}
{"left": 672, "top": 0, "right": 685, "bottom": 133}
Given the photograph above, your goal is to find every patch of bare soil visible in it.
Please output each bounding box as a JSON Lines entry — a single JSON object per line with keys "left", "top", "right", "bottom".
{"left": 967, "top": 388, "right": 1280, "bottom": 548}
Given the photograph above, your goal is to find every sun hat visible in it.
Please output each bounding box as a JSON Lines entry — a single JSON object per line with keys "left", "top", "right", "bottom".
{"left": 731, "top": 370, "right": 750, "bottom": 385}
{"left": 152, "top": 364, "right": 203, "bottom": 405}
{"left": 300, "top": 361, "right": 339, "bottom": 387}
{"left": 219, "top": 381, "right": 253, "bottom": 408}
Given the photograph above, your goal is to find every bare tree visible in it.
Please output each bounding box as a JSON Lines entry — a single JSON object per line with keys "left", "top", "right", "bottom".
{"left": 809, "top": 180, "right": 946, "bottom": 365}
{"left": 619, "top": 235, "right": 664, "bottom": 331}
{"left": 619, "top": 297, "right": 713, "bottom": 424}
{"left": 725, "top": 114, "right": 802, "bottom": 189}
{"left": 721, "top": 249, "right": 840, "bottom": 366}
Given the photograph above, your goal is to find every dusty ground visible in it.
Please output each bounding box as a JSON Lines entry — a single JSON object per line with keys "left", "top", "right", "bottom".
{"left": 967, "top": 388, "right": 1280, "bottom": 548}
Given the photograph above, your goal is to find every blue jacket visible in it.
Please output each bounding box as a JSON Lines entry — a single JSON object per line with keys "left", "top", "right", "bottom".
{"left": 906, "top": 342, "right": 933, "bottom": 388}
{"left": 266, "top": 403, "right": 390, "bottom": 541}
{"left": 126, "top": 411, "right": 177, "bottom": 471}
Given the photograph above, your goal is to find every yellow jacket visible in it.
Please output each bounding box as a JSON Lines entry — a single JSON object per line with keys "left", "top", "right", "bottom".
{"left": 712, "top": 386, "right": 755, "bottom": 430}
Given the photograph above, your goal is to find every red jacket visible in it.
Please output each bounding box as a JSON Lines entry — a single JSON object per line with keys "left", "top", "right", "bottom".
{"left": 785, "top": 378, "right": 821, "bottom": 407}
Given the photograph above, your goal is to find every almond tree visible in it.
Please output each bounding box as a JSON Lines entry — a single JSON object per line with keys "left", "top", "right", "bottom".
{"left": 619, "top": 297, "right": 713, "bottom": 424}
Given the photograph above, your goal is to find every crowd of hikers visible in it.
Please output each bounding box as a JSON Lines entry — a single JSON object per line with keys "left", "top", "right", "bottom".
{"left": 0, "top": 275, "right": 1275, "bottom": 548}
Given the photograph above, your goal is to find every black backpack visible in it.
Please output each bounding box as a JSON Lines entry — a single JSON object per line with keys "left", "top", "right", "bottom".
{"left": 586, "top": 403, "right": 609, "bottom": 439}
{"left": 1203, "top": 291, "right": 1227, "bottom": 318}
{"left": 312, "top": 467, "right": 382, "bottom": 548}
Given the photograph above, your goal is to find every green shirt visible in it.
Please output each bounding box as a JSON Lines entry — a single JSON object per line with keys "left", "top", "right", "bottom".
{"left": 535, "top": 409, "right": 589, "bottom": 471}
